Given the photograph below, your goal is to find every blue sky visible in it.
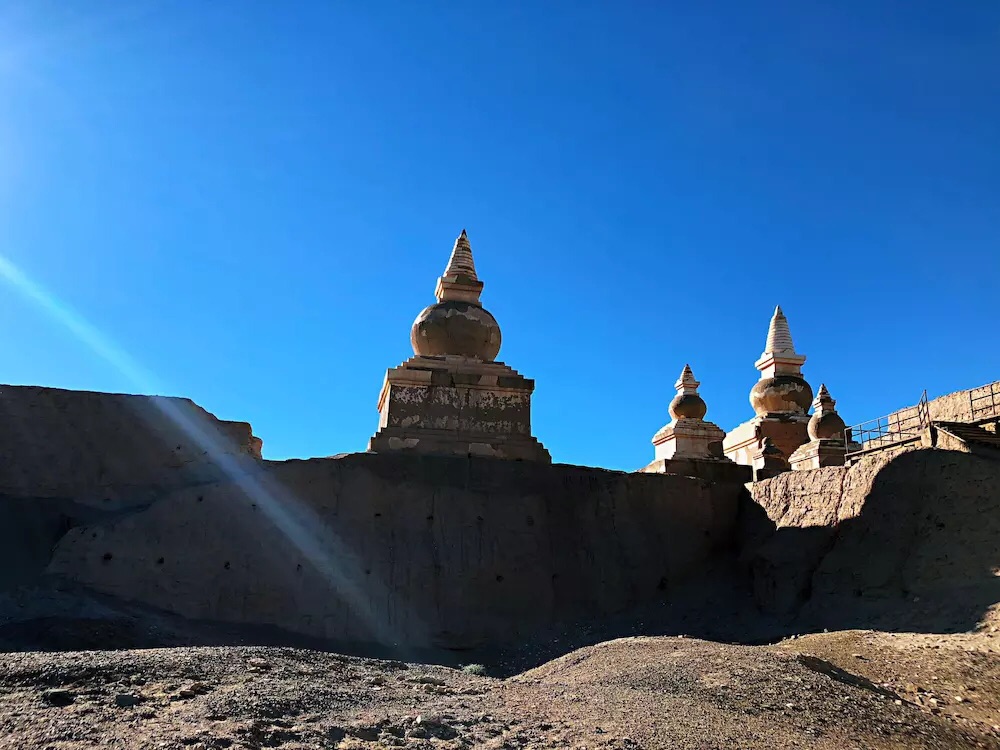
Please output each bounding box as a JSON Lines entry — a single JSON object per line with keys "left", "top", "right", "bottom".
{"left": 1, "top": 2, "right": 998, "bottom": 470}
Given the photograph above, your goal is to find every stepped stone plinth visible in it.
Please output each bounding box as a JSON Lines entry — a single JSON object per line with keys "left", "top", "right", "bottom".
{"left": 368, "top": 230, "right": 550, "bottom": 462}
{"left": 641, "top": 365, "right": 750, "bottom": 483}
{"left": 790, "top": 384, "right": 848, "bottom": 470}
{"left": 724, "top": 305, "right": 813, "bottom": 470}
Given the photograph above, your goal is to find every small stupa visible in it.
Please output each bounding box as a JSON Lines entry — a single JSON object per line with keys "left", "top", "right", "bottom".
{"left": 789, "top": 384, "right": 848, "bottom": 470}
{"left": 641, "top": 365, "right": 749, "bottom": 482}
{"left": 752, "top": 437, "right": 789, "bottom": 481}
{"left": 722, "top": 306, "right": 814, "bottom": 468}
{"left": 368, "top": 230, "right": 550, "bottom": 462}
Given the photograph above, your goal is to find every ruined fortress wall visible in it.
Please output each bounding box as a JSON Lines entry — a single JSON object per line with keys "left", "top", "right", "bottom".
{"left": 744, "top": 447, "right": 1000, "bottom": 626}
{"left": 0, "top": 385, "right": 740, "bottom": 649}
{"left": 883, "top": 380, "right": 1000, "bottom": 426}
{"left": 0, "top": 385, "right": 261, "bottom": 509}
{"left": 46, "top": 453, "right": 740, "bottom": 649}
{"left": 925, "top": 380, "right": 1000, "bottom": 423}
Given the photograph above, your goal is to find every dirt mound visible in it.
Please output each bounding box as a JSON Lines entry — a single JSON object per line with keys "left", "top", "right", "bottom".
{"left": 516, "top": 635, "right": 992, "bottom": 749}
{"left": 776, "top": 630, "right": 1000, "bottom": 742}
{"left": 1, "top": 634, "right": 995, "bottom": 749}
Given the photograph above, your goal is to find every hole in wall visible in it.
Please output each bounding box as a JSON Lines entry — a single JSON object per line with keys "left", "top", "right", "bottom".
{"left": 102, "top": 552, "right": 113, "bottom": 562}
{"left": 223, "top": 561, "right": 231, "bottom": 570}
{"left": 197, "top": 496, "right": 204, "bottom": 503}
{"left": 156, "top": 557, "right": 164, "bottom": 565}
{"left": 495, "top": 575, "right": 504, "bottom": 583}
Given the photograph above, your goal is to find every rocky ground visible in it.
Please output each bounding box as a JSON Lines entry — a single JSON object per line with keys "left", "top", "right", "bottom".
{"left": 1, "top": 628, "right": 997, "bottom": 750}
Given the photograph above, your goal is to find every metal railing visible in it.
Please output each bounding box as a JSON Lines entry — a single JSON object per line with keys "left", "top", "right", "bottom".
{"left": 969, "top": 381, "right": 1000, "bottom": 424}
{"left": 845, "top": 390, "right": 929, "bottom": 458}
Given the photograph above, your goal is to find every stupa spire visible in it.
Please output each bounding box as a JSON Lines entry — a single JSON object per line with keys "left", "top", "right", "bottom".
{"left": 435, "top": 229, "right": 484, "bottom": 304}
{"left": 755, "top": 304, "right": 806, "bottom": 374}
{"left": 443, "top": 229, "right": 479, "bottom": 281}
{"left": 763, "top": 305, "right": 797, "bottom": 356}
{"left": 675, "top": 364, "right": 700, "bottom": 394}
{"left": 813, "top": 383, "right": 835, "bottom": 413}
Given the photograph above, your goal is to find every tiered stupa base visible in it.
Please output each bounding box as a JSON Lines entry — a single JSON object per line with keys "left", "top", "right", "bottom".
{"left": 640, "top": 456, "right": 751, "bottom": 483}
{"left": 724, "top": 414, "right": 809, "bottom": 468}
{"left": 368, "top": 355, "right": 550, "bottom": 462}
{"left": 789, "top": 439, "right": 847, "bottom": 470}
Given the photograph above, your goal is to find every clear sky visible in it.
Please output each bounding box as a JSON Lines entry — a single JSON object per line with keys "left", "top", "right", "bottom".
{"left": 2, "top": 2, "right": 998, "bottom": 470}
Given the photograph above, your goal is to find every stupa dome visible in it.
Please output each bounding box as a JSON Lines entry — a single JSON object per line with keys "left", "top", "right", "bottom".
{"left": 750, "top": 375, "right": 814, "bottom": 416}
{"left": 411, "top": 301, "right": 501, "bottom": 360}
{"left": 409, "top": 230, "right": 502, "bottom": 361}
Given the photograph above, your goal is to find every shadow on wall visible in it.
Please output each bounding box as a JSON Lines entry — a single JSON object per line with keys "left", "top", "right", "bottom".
{"left": 741, "top": 448, "right": 1000, "bottom": 634}
{"left": 41, "top": 451, "right": 742, "bottom": 654}
{"left": 0, "top": 498, "right": 115, "bottom": 589}
{"left": 0, "top": 379, "right": 996, "bottom": 666}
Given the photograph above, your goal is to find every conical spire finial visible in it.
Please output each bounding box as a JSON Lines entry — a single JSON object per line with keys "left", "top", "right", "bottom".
{"left": 443, "top": 229, "right": 479, "bottom": 281}
{"left": 813, "top": 383, "right": 836, "bottom": 413}
{"left": 674, "top": 364, "right": 700, "bottom": 393}
{"left": 764, "top": 305, "right": 797, "bottom": 356}
{"left": 435, "top": 229, "right": 484, "bottom": 303}
{"left": 755, "top": 304, "right": 806, "bottom": 375}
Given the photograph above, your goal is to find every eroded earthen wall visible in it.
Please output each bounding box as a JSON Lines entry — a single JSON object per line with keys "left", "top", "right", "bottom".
{"left": 0, "top": 385, "right": 261, "bottom": 508}
{"left": 0, "top": 384, "right": 739, "bottom": 649}
{"left": 46, "top": 453, "right": 740, "bottom": 649}
{"left": 743, "top": 446, "right": 1000, "bottom": 629}
{"left": 884, "top": 380, "right": 1000, "bottom": 426}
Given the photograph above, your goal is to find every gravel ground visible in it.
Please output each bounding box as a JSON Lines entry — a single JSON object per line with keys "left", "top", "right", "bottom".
{"left": 1, "top": 631, "right": 996, "bottom": 750}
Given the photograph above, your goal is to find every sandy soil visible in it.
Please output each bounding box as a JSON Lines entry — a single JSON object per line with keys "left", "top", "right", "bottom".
{"left": 1, "top": 630, "right": 997, "bottom": 750}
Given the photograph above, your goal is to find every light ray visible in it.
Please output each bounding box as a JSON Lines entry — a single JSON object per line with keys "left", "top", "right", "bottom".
{"left": 0, "top": 253, "right": 413, "bottom": 651}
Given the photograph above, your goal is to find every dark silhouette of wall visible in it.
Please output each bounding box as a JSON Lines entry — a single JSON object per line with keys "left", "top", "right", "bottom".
{"left": 0, "top": 384, "right": 740, "bottom": 651}
{"left": 46, "top": 452, "right": 740, "bottom": 649}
